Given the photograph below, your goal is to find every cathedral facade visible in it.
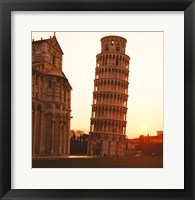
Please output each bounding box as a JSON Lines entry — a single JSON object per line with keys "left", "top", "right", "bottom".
{"left": 88, "top": 35, "right": 130, "bottom": 157}
{"left": 32, "top": 34, "right": 72, "bottom": 157}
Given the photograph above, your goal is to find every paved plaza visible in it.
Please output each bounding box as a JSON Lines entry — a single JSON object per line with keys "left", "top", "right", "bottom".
{"left": 32, "top": 154, "right": 163, "bottom": 168}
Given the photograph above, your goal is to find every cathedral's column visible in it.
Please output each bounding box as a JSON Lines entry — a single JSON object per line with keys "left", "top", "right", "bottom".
{"left": 51, "top": 119, "right": 55, "bottom": 155}
{"left": 66, "top": 118, "right": 70, "bottom": 154}
{"left": 63, "top": 122, "right": 66, "bottom": 154}
{"left": 99, "top": 122, "right": 102, "bottom": 132}
{"left": 60, "top": 85, "right": 62, "bottom": 102}
{"left": 42, "top": 77, "right": 44, "bottom": 97}
{"left": 105, "top": 123, "right": 107, "bottom": 133}
{"left": 33, "top": 73, "right": 36, "bottom": 97}
{"left": 59, "top": 120, "right": 63, "bottom": 154}
{"left": 53, "top": 82, "right": 55, "bottom": 101}
{"left": 37, "top": 76, "right": 40, "bottom": 97}
{"left": 39, "top": 111, "right": 45, "bottom": 155}
{"left": 108, "top": 122, "right": 110, "bottom": 133}
{"left": 32, "top": 106, "right": 37, "bottom": 156}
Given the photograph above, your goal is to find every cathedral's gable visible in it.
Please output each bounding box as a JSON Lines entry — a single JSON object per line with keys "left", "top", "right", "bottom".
{"left": 47, "top": 36, "right": 64, "bottom": 54}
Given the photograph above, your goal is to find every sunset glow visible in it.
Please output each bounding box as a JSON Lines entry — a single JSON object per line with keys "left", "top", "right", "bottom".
{"left": 141, "top": 123, "right": 147, "bottom": 130}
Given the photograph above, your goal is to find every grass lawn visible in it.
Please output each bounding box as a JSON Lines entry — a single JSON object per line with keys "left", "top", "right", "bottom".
{"left": 32, "top": 154, "right": 163, "bottom": 168}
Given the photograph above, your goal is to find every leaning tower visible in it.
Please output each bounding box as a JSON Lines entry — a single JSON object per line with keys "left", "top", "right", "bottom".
{"left": 88, "top": 35, "right": 130, "bottom": 157}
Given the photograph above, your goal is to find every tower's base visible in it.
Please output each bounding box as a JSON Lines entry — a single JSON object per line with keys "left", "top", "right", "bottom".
{"left": 87, "top": 132, "right": 126, "bottom": 158}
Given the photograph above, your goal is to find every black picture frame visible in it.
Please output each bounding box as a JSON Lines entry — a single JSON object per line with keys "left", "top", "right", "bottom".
{"left": 0, "top": 0, "right": 194, "bottom": 199}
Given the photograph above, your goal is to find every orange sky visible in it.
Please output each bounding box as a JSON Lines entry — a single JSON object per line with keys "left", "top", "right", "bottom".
{"left": 32, "top": 32, "right": 163, "bottom": 138}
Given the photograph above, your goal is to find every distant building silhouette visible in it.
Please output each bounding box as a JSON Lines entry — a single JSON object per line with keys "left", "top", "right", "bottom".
{"left": 88, "top": 35, "right": 130, "bottom": 157}
{"left": 32, "top": 34, "right": 72, "bottom": 157}
{"left": 127, "top": 131, "right": 163, "bottom": 155}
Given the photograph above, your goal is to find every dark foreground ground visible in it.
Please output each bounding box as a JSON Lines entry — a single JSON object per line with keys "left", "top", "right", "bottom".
{"left": 32, "top": 154, "right": 163, "bottom": 168}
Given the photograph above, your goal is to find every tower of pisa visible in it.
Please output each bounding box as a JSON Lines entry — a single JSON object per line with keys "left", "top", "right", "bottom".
{"left": 88, "top": 35, "right": 130, "bottom": 157}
